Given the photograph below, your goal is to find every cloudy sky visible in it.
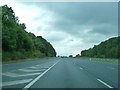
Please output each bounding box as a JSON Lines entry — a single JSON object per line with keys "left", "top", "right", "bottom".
{"left": 1, "top": 1, "right": 118, "bottom": 56}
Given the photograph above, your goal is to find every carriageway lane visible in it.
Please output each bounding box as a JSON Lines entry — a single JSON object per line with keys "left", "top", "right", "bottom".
{"left": 71, "top": 58, "right": 118, "bottom": 88}
{"left": 2, "top": 57, "right": 59, "bottom": 89}
{"left": 2, "top": 57, "right": 57, "bottom": 72}
{"left": 2, "top": 57, "right": 118, "bottom": 89}
{"left": 30, "top": 58, "right": 111, "bottom": 88}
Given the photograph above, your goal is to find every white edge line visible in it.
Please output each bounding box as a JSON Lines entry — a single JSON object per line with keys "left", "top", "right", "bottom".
{"left": 97, "top": 79, "right": 113, "bottom": 88}
{"left": 22, "top": 60, "right": 60, "bottom": 90}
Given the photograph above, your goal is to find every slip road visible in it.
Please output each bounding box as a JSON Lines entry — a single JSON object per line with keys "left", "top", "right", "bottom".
{"left": 2, "top": 57, "right": 118, "bottom": 89}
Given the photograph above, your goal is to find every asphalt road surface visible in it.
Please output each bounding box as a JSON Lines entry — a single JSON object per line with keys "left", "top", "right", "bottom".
{"left": 2, "top": 57, "right": 119, "bottom": 89}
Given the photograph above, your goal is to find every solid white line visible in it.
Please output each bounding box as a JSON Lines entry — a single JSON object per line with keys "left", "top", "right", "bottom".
{"left": 97, "top": 79, "right": 113, "bottom": 88}
{"left": 22, "top": 60, "right": 60, "bottom": 90}
{"left": 80, "top": 67, "right": 83, "bottom": 70}
{"left": 3, "top": 72, "right": 41, "bottom": 77}
{"left": 2, "top": 79, "right": 32, "bottom": 87}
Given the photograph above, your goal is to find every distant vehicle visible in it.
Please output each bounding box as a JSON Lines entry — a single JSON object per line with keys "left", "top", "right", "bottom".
{"left": 60, "top": 56, "right": 68, "bottom": 58}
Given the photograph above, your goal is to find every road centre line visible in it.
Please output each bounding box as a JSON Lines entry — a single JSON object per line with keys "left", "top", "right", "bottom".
{"left": 97, "top": 79, "right": 113, "bottom": 88}
{"left": 22, "top": 60, "right": 61, "bottom": 90}
{"left": 2, "top": 79, "right": 32, "bottom": 87}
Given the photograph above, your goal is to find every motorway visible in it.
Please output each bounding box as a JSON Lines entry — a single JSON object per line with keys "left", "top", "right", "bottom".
{"left": 1, "top": 57, "right": 119, "bottom": 89}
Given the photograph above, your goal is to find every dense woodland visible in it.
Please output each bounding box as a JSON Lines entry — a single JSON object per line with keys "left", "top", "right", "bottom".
{"left": 1, "top": 5, "right": 56, "bottom": 61}
{"left": 81, "top": 36, "right": 120, "bottom": 59}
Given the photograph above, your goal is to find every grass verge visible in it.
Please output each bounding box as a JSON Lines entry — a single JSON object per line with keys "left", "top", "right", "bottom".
{"left": 2, "top": 57, "right": 50, "bottom": 65}
{"left": 79, "top": 57, "right": 119, "bottom": 64}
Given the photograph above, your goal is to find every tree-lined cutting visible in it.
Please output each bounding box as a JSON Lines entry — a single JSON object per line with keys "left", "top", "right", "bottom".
{"left": 1, "top": 5, "right": 56, "bottom": 62}
{"left": 80, "top": 36, "right": 119, "bottom": 59}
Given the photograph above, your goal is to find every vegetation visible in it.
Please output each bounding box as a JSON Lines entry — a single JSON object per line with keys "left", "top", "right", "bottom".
{"left": 1, "top": 5, "right": 56, "bottom": 61}
{"left": 69, "top": 55, "right": 73, "bottom": 57}
{"left": 81, "top": 36, "right": 119, "bottom": 59}
{"left": 75, "top": 54, "right": 80, "bottom": 57}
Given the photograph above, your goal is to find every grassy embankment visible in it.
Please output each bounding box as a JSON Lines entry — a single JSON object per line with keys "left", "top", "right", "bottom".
{"left": 79, "top": 57, "right": 119, "bottom": 64}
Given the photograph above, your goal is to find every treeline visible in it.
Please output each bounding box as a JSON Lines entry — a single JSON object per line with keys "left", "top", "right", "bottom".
{"left": 1, "top": 5, "right": 56, "bottom": 61}
{"left": 81, "top": 36, "right": 120, "bottom": 59}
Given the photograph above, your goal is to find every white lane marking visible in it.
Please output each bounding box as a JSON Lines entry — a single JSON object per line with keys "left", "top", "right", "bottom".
{"left": 3, "top": 72, "right": 41, "bottom": 77}
{"left": 80, "top": 67, "right": 83, "bottom": 70}
{"left": 23, "top": 60, "right": 60, "bottom": 90}
{"left": 19, "top": 69, "right": 45, "bottom": 72}
{"left": 97, "top": 79, "right": 113, "bottom": 88}
{"left": 19, "top": 73, "right": 41, "bottom": 77}
{"left": 27, "top": 66, "right": 38, "bottom": 69}
{"left": 35, "top": 65, "right": 41, "bottom": 67}
{"left": 2, "top": 79, "right": 32, "bottom": 87}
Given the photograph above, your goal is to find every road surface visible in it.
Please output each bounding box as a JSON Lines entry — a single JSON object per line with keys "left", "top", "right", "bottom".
{"left": 1, "top": 57, "right": 119, "bottom": 89}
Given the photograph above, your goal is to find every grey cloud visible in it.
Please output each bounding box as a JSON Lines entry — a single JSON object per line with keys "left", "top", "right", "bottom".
{"left": 36, "top": 2, "right": 118, "bottom": 39}
{"left": 42, "top": 2, "right": 118, "bottom": 24}
{"left": 20, "top": 2, "right": 118, "bottom": 55}
{"left": 90, "top": 24, "right": 118, "bottom": 36}
{"left": 24, "top": 2, "right": 118, "bottom": 36}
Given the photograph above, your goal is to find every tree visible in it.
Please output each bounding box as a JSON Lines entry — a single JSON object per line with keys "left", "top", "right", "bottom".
{"left": 69, "top": 55, "right": 73, "bottom": 57}
{"left": 81, "top": 36, "right": 119, "bottom": 59}
{"left": 75, "top": 54, "right": 80, "bottom": 57}
{"left": 2, "top": 5, "right": 56, "bottom": 61}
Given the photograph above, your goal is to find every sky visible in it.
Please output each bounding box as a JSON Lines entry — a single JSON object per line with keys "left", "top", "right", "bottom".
{"left": 1, "top": 1, "right": 118, "bottom": 56}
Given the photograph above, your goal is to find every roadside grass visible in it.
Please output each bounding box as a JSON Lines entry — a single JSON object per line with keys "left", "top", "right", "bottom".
{"left": 0, "top": 52, "right": 1, "bottom": 65}
{"left": 2, "top": 57, "right": 50, "bottom": 65}
{"left": 92, "top": 58, "right": 119, "bottom": 64}
{"left": 79, "top": 57, "right": 119, "bottom": 64}
{"left": 2, "top": 51, "right": 48, "bottom": 64}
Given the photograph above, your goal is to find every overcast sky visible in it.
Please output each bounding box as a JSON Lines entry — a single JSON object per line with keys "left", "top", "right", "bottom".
{"left": 1, "top": 1, "right": 118, "bottom": 56}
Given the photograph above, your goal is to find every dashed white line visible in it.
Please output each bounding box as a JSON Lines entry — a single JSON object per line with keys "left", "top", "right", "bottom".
{"left": 22, "top": 60, "right": 60, "bottom": 90}
{"left": 2, "top": 79, "right": 32, "bottom": 87}
{"left": 97, "top": 79, "right": 113, "bottom": 88}
{"left": 80, "top": 67, "right": 83, "bottom": 70}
